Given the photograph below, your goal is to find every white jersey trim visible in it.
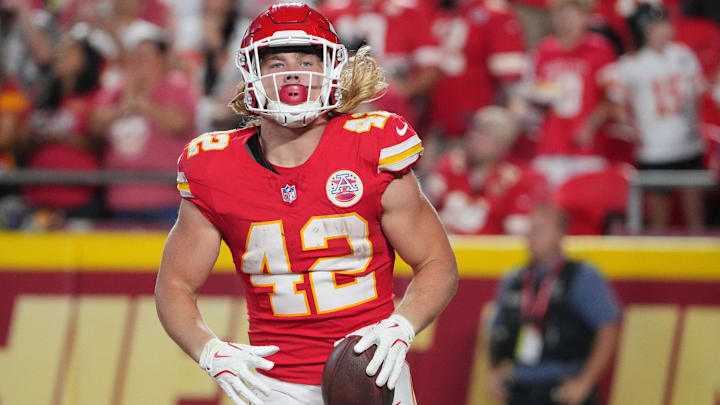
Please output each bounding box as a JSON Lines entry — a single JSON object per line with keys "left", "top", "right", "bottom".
{"left": 379, "top": 135, "right": 422, "bottom": 160}
{"left": 177, "top": 171, "right": 195, "bottom": 198}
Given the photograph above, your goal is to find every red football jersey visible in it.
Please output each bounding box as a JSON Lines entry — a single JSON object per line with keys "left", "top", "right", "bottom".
{"left": 429, "top": 2, "right": 526, "bottom": 137}
{"left": 176, "top": 112, "right": 423, "bottom": 384}
{"left": 428, "top": 152, "right": 549, "bottom": 234}
{"left": 533, "top": 33, "right": 616, "bottom": 156}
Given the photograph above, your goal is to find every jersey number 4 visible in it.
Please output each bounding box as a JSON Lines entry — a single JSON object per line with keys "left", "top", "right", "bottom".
{"left": 343, "top": 111, "right": 391, "bottom": 133}
{"left": 241, "top": 213, "right": 377, "bottom": 317}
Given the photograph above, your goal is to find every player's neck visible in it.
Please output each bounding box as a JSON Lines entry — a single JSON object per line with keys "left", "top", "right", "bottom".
{"left": 259, "top": 116, "right": 329, "bottom": 168}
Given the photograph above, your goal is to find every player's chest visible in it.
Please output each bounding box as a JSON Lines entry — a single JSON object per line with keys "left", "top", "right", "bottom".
{"left": 211, "top": 154, "right": 382, "bottom": 225}
{"left": 212, "top": 152, "right": 385, "bottom": 270}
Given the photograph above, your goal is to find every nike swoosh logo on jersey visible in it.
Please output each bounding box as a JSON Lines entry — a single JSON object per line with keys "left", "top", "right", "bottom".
{"left": 396, "top": 122, "right": 408, "bottom": 136}
{"left": 214, "top": 353, "right": 231, "bottom": 358}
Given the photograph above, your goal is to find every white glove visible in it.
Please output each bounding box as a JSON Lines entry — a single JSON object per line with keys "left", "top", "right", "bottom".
{"left": 198, "top": 337, "right": 279, "bottom": 405}
{"left": 352, "top": 314, "right": 415, "bottom": 389}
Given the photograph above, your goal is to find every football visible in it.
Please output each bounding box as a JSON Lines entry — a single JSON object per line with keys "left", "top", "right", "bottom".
{"left": 321, "top": 335, "right": 394, "bottom": 405}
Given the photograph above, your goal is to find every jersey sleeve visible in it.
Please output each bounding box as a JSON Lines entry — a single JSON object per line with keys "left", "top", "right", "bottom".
{"left": 176, "top": 137, "right": 223, "bottom": 229}
{"left": 375, "top": 113, "right": 424, "bottom": 174}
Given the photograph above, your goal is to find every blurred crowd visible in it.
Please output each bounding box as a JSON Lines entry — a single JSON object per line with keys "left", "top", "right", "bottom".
{"left": 0, "top": 0, "right": 718, "bottom": 233}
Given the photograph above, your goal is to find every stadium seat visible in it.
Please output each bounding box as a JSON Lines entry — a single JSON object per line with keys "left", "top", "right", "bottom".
{"left": 23, "top": 144, "right": 100, "bottom": 210}
{"left": 553, "top": 165, "right": 634, "bottom": 235}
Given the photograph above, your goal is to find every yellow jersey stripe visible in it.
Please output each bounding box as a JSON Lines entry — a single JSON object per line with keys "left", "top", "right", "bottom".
{"left": 379, "top": 143, "right": 424, "bottom": 168}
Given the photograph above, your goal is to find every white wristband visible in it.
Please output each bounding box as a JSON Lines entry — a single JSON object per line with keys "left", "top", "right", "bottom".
{"left": 198, "top": 337, "right": 224, "bottom": 372}
{"left": 389, "top": 314, "right": 416, "bottom": 342}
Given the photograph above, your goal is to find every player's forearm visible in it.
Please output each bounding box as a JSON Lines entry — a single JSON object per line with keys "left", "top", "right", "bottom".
{"left": 155, "top": 282, "right": 216, "bottom": 362}
{"left": 394, "top": 255, "right": 458, "bottom": 334}
{"left": 575, "top": 323, "right": 619, "bottom": 387}
{"left": 156, "top": 202, "right": 223, "bottom": 361}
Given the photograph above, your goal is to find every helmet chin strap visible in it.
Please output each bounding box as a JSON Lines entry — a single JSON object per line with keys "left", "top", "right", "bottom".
{"left": 264, "top": 98, "right": 323, "bottom": 128}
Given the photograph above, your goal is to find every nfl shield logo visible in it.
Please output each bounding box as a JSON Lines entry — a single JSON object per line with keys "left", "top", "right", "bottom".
{"left": 281, "top": 184, "right": 297, "bottom": 203}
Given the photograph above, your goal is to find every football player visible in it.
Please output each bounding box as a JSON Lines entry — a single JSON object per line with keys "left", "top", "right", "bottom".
{"left": 154, "top": 3, "right": 458, "bottom": 405}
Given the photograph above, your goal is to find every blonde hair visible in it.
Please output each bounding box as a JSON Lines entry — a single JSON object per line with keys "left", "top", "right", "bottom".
{"left": 335, "top": 46, "right": 388, "bottom": 113}
{"left": 229, "top": 45, "right": 387, "bottom": 125}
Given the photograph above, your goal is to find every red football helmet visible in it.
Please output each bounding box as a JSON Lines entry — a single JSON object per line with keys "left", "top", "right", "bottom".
{"left": 236, "top": 3, "right": 347, "bottom": 127}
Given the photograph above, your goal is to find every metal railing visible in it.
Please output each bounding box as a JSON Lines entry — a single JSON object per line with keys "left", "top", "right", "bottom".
{"left": 1, "top": 168, "right": 717, "bottom": 234}
{"left": 626, "top": 170, "right": 717, "bottom": 233}
{"left": 0, "top": 169, "right": 176, "bottom": 185}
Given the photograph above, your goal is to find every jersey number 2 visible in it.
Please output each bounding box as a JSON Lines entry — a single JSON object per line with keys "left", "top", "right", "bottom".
{"left": 241, "top": 213, "right": 377, "bottom": 317}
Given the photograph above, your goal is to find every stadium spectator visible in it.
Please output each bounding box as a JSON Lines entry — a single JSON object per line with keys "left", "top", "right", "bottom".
{"left": 195, "top": 0, "right": 250, "bottom": 133}
{"left": 0, "top": 69, "right": 29, "bottom": 229}
{"left": 321, "top": 0, "right": 444, "bottom": 127}
{"left": 520, "top": 0, "right": 616, "bottom": 187}
{"left": 0, "top": 71, "right": 28, "bottom": 171}
{"left": 59, "top": 0, "right": 170, "bottom": 32}
{"left": 429, "top": 0, "right": 527, "bottom": 140}
{"left": 508, "top": 0, "right": 645, "bottom": 51}
{"left": 58, "top": 0, "right": 170, "bottom": 69}
{"left": 487, "top": 203, "right": 620, "bottom": 405}
{"left": 200, "top": 0, "right": 243, "bottom": 97}
{"left": 426, "top": 106, "right": 549, "bottom": 235}
{"left": 92, "top": 25, "right": 196, "bottom": 224}
{"left": 510, "top": 0, "right": 553, "bottom": 50}
{"left": 608, "top": 3, "right": 706, "bottom": 232}
{"left": 21, "top": 31, "right": 105, "bottom": 217}
{"left": 0, "top": 0, "right": 57, "bottom": 93}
